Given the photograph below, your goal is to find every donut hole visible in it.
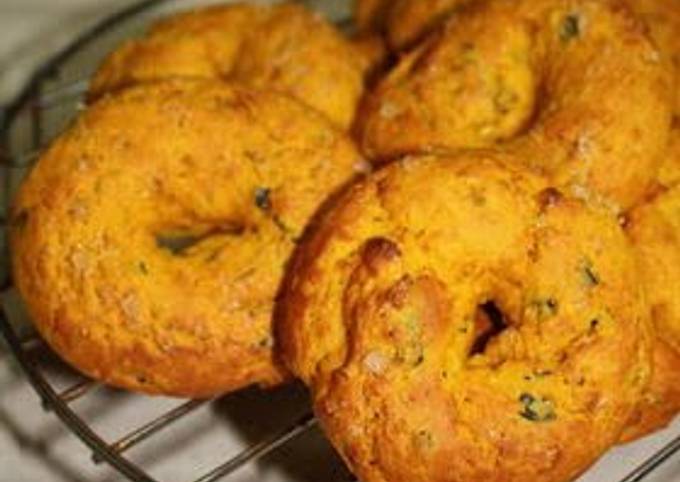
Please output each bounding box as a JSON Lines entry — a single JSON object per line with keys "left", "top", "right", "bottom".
{"left": 156, "top": 223, "right": 245, "bottom": 256}
{"left": 469, "top": 301, "right": 509, "bottom": 357}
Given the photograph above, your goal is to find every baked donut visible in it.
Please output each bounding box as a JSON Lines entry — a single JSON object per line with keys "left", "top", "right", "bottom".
{"left": 357, "top": 0, "right": 672, "bottom": 211}
{"left": 9, "top": 80, "right": 365, "bottom": 398}
{"left": 619, "top": 0, "right": 680, "bottom": 442}
{"left": 622, "top": 173, "right": 680, "bottom": 441}
{"left": 279, "top": 154, "right": 651, "bottom": 482}
{"left": 89, "top": 3, "right": 366, "bottom": 130}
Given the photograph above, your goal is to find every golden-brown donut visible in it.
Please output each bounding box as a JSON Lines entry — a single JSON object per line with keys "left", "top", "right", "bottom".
{"left": 623, "top": 179, "right": 680, "bottom": 441}
{"left": 89, "top": 3, "right": 366, "bottom": 130}
{"left": 279, "top": 154, "right": 651, "bottom": 482}
{"left": 88, "top": 4, "right": 259, "bottom": 96}
{"left": 618, "top": 0, "right": 680, "bottom": 442}
{"left": 357, "top": 0, "right": 672, "bottom": 211}
{"left": 9, "top": 80, "right": 365, "bottom": 398}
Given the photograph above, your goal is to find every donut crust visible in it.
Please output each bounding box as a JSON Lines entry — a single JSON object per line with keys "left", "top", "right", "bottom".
{"left": 357, "top": 0, "right": 672, "bottom": 211}
{"left": 10, "top": 80, "right": 363, "bottom": 397}
{"left": 279, "top": 154, "right": 651, "bottom": 482}
{"left": 624, "top": 179, "right": 680, "bottom": 439}
{"left": 89, "top": 3, "right": 366, "bottom": 130}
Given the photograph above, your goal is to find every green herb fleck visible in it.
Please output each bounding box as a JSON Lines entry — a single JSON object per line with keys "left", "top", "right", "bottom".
{"left": 580, "top": 259, "right": 600, "bottom": 287}
{"left": 157, "top": 234, "right": 202, "bottom": 255}
{"left": 205, "top": 248, "right": 223, "bottom": 264}
{"left": 524, "top": 369, "right": 554, "bottom": 381}
{"left": 396, "top": 343, "right": 425, "bottom": 368}
{"left": 560, "top": 14, "right": 580, "bottom": 43}
{"left": 402, "top": 309, "right": 420, "bottom": 334}
{"left": 530, "top": 298, "right": 559, "bottom": 321}
{"left": 413, "top": 430, "right": 435, "bottom": 451}
{"left": 589, "top": 318, "right": 599, "bottom": 333}
{"left": 519, "top": 393, "right": 557, "bottom": 422}
{"left": 254, "top": 187, "right": 271, "bottom": 211}
{"left": 138, "top": 261, "right": 149, "bottom": 275}
{"left": 493, "top": 88, "right": 519, "bottom": 115}
{"left": 396, "top": 308, "right": 424, "bottom": 367}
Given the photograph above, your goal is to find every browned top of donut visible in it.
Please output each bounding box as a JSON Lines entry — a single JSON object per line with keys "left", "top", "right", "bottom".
{"left": 357, "top": 0, "right": 673, "bottom": 211}
{"left": 89, "top": 3, "right": 367, "bottom": 129}
{"left": 10, "top": 80, "right": 364, "bottom": 397}
{"left": 279, "top": 154, "right": 651, "bottom": 482}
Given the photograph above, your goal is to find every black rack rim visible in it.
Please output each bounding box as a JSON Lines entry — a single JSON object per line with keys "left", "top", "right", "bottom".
{"left": 0, "top": 0, "right": 166, "bottom": 134}
{"left": 0, "top": 305, "right": 158, "bottom": 482}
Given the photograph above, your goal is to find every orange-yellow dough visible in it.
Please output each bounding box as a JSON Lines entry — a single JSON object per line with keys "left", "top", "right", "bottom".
{"left": 619, "top": 0, "right": 680, "bottom": 442}
{"left": 357, "top": 0, "right": 672, "bottom": 211}
{"left": 10, "top": 80, "right": 365, "bottom": 398}
{"left": 623, "top": 177, "right": 680, "bottom": 441}
{"left": 89, "top": 3, "right": 366, "bottom": 130}
{"left": 639, "top": 0, "right": 680, "bottom": 189}
{"left": 279, "top": 154, "right": 651, "bottom": 482}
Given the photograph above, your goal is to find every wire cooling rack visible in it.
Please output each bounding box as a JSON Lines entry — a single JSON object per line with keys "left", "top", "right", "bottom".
{"left": 0, "top": 1, "right": 679, "bottom": 481}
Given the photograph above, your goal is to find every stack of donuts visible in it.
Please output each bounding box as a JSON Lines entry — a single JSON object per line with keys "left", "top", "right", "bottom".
{"left": 8, "top": 0, "right": 680, "bottom": 481}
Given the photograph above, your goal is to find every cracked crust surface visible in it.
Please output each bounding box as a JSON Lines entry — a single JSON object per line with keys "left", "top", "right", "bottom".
{"left": 356, "top": 0, "right": 672, "bottom": 211}
{"left": 279, "top": 154, "right": 651, "bottom": 482}
{"left": 89, "top": 3, "right": 367, "bottom": 130}
{"left": 10, "top": 80, "right": 364, "bottom": 397}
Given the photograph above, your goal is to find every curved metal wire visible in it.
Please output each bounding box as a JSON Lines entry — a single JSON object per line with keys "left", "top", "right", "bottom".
{"left": 0, "top": 0, "right": 166, "bottom": 135}
{"left": 0, "top": 307, "right": 157, "bottom": 482}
